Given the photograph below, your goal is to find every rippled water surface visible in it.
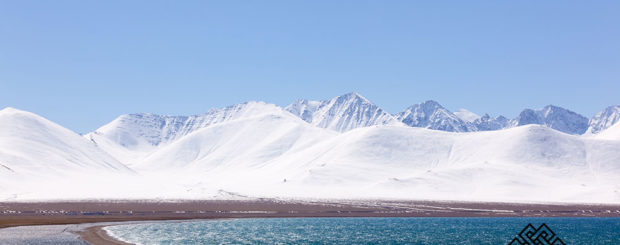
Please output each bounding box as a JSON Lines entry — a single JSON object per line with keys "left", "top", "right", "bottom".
{"left": 105, "top": 217, "right": 620, "bottom": 244}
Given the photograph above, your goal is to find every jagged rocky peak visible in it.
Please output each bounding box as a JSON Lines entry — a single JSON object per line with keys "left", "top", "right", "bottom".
{"left": 514, "top": 109, "right": 543, "bottom": 125}
{"left": 588, "top": 105, "right": 620, "bottom": 134}
{"left": 395, "top": 100, "right": 475, "bottom": 132}
{"left": 513, "top": 105, "right": 589, "bottom": 135}
{"left": 473, "top": 114, "right": 510, "bottom": 131}
{"left": 285, "top": 92, "right": 401, "bottom": 132}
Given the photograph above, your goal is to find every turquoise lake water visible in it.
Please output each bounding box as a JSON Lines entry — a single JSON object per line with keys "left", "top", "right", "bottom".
{"left": 105, "top": 217, "right": 620, "bottom": 244}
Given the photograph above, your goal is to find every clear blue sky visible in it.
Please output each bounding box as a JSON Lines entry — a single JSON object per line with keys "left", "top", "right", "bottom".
{"left": 1, "top": 1, "right": 619, "bottom": 133}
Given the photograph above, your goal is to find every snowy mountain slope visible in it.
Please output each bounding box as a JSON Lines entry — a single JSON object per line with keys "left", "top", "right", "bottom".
{"left": 512, "top": 105, "right": 589, "bottom": 135}
{"left": 354, "top": 125, "right": 593, "bottom": 173}
{"left": 289, "top": 125, "right": 616, "bottom": 201}
{"left": 594, "top": 121, "right": 620, "bottom": 140}
{"left": 154, "top": 124, "right": 620, "bottom": 202}
{"left": 284, "top": 92, "right": 403, "bottom": 132}
{"left": 0, "top": 107, "right": 132, "bottom": 177}
{"left": 454, "top": 109, "right": 480, "bottom": 123}
{"left": 588, "top": 105, "right": 620, "bottom": 134}
{"left": 135, "top": 109, "right": 336, "bottom": 172}
{"left": 395, "top": 100, "right": 476, "bottom": 132}
{"left": 85, "top": 102, "right": 284, "bottom": 165}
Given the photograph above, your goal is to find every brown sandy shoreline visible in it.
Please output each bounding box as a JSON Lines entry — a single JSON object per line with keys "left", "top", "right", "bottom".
{"left": 2, "top": 199, "right": 620, "bottom": 244}
{"left": 76, "top": 225, "right": 132, "bottom": 245}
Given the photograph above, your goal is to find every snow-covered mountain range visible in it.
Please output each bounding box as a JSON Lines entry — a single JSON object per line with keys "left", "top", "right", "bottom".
{"left": 396, "top": 100, "right": 476, "bottom": 132}
{"left": 512, "top": 105, "right": 590, "bottom": 135}
{"left": 286, "top": 92, "right": 617, "bottom": 135}
{"left": 284, "top": 92, "right": 402, "bottom": 132}
{"left": 1, "top": 93, "right": 619, "bottom": 203}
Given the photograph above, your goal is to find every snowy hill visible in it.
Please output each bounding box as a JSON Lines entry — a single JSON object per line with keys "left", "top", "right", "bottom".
{"left": 85, "top": 101, "right": 284, "bottom": 165}
{"left": 395, "top": 100, "right": 475, "bottom": 132}
{"left": 512, "top": 105, "right": 589, "bottom": 135}
{"left": 588, "top": 105, "right": 620, "bottom": 134}
{"left": 0, "top": 107, "right": 131, "bottom": 177}
{"left": 135, "top": 110, "right": 336, "bottom": 172}
{"left": 252, "top": 125, "right": 620, "bottom": 202}
{"left": 285, "top": 92, "right": 402, "bottom": 132}
{"left": 0, "top": 108, "right": 134, "bottom": 193}
{"left": 0, "top": 108, "right": 135, "bottom": 200}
